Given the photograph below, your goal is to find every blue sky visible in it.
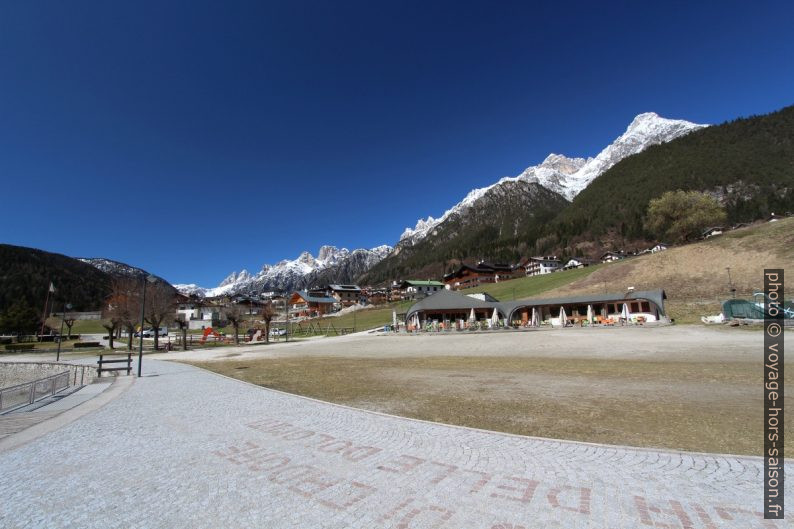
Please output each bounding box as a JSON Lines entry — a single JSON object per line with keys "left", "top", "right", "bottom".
{"left": 1, "top": 1, "right": 792, "bottom": 286}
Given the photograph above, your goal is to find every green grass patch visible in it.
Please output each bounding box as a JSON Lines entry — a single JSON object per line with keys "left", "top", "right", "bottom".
{"left": 297, "top": 301, "right": 413, "bottom": 333}
{"left": 462, "top": 264, "right": 603, "bottom": 301}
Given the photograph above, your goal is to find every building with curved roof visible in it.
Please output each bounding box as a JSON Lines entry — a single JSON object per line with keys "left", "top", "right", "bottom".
{"left": 405, "top": 289, "right": 668, "bottom": 327}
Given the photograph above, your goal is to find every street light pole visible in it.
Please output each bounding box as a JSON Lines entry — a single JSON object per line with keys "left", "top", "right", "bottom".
{"left": 137, "top": 274, "right": 155, "bottom": 377}
{"left": 726, "top": 267, "right": 736, "bottom": 298}
{"left": 56, "top": 302, "right": 71, "bottom": 362}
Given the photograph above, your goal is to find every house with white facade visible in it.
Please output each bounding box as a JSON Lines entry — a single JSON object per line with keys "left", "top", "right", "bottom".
{"left": 524, "top": 256, "right": 561, "bottom": 277}
{"left": 563, "top": 257, "right": 597, "bottom": 270}
{"left": 398, "top": 280, "right": 445, "bottom": 300}
{"left": 176, "top": 302, "right": 221, "bottom": 330}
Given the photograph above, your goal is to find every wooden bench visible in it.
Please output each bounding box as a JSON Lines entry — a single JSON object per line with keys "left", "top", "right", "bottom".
{"left": 97, "top": 352, "right": 133, "bottom": 376}
{"left": 74, "top": 342, "right": 101, "bottom": 348}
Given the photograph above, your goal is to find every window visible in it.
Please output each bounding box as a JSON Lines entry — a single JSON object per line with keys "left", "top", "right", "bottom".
{"left": 631, "top": 302, "right": 640, "bottom": 313}
{"left": 641, "top": 301, "right": 651, "bottom": 313}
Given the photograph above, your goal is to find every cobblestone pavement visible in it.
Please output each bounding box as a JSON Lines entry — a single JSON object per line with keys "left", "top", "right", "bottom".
{"left": 0, "top": 359, "right": 789, "bottom": 528}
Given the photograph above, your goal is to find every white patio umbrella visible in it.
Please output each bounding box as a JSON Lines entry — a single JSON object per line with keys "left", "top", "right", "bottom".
{"left": 621, "top": 303, "right": 630, "bottom": 322}
{"left": 532, "top": 307, "right": 540, "bottom": 327}
{"left": 469, "top": 308, "right": 476, "bottom": 322}
{"left": 490, "top": 308, "right": 499, "bottom": 327}
{"left": 558, "top": 306, "right": 567, "bottom": 327}
{"left": 587, "top": 304, "right": 594, "bottom": 324}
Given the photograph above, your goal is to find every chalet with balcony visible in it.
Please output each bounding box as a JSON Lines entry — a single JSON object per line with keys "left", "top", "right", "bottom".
{"left": 326, "top": 284, "right": 362, "bottom": 307}
{"left": 443, "top": 261, "right": 523, "bottom": 290}
{"left": 288, "top": 291, "right": 336, "bottom": 318}
{"left": 524, "top": 256, "right": 561, "bottom": 277}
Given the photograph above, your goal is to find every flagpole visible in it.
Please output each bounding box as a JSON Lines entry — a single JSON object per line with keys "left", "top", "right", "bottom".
{"left": 39, "top": 281, "right": 53, "bottom": 341}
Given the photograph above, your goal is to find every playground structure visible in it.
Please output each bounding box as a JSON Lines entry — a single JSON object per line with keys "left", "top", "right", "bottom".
{"left": 284, "top": 322, "right": 355, "bottom": 337}
{"left": 199, "top": 327, "right": 224, "bottom": 344}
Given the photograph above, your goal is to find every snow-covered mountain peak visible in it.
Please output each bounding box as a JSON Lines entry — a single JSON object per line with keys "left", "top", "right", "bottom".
{"left": 173, "top": 244, "right": 393, "bottom": 297}
{"left": 399, "top": 111, "right": 708, "bottom": 246}
{"left": 317, "top": 245, "right": 350, "bottom": 264}
{"left": 367, "top": 244, "right": 393, "bottom": 256}
{"left": 219, "top": 269, "right": 251, "bottom": 287}
{"left": 538, "top": 153, "right": 590, "bottom": 172}
{"left": 297, "top": 251, "right": 316, "bottom": 267}
{"left": 560, "top": 112, "right": 708, "bottom": 199}
{"left": 400, "top": 216, "right": 440, "bottom": 245}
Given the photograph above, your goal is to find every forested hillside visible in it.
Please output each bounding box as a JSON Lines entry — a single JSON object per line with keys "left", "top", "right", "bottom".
{"left": 0, "top": 244, "right": 112, "bottom": 313}
{"left": 543, "top": 105, "right": 794, "bottom": 252}
{"left": 362, "top": 105, "right": 794, "bottom": 283}
{"left": 0, "top": 244, "right": 176, "bottom": 314}
{"left": 361, "top": 181, "right": 568, "bottom": 284}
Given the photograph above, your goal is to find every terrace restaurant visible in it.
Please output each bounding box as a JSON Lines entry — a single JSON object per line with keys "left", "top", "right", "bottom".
{"left": 404, "top": 289, "right": 668, "bottom": 330}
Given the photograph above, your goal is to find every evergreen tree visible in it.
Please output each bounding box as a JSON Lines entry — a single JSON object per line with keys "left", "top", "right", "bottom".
{"left": 0, "top": 300, "right": 41, "bottom": 336}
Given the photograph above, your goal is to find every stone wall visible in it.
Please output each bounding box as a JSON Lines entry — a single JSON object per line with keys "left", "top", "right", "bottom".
{"left": 0, "top": 362, "right": 99, "bottom": 389}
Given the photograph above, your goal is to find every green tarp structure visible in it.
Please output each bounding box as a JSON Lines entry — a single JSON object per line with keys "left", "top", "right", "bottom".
{"left": 722, "top": 299, "right": 766, "bottom": 319}
{"left": 723, "top": 297, "right": 794, "bottom": 319}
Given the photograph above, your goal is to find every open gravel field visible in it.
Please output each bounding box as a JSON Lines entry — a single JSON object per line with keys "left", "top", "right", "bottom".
{"left": 160, "top": 325, "right": 790, "bottom": 455}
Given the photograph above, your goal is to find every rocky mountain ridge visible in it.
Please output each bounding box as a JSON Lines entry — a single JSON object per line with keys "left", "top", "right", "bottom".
{"left": 173, "top": 245, "right": 392, "bottom": 297}
{"left": 399, "top": 112, "right": 707, "bottom": 247}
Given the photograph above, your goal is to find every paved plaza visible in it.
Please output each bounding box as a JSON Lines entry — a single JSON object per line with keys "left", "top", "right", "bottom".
{"left": 0, "top": 357, "right": 790, "bottom": 528}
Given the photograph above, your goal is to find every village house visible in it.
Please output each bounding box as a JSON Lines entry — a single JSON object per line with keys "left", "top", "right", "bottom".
{"left": 361, "top": 287, "right": 388, "bottom": 305}
{"left": 397, "top": 280, "right": 445, "bottom": 300}
{"left": 443, "top": 261, "right": 523, "bottom": 290}
{"left": 563, "top": 257, "right": 598, "bottom": 270}
{"left": 325, "top": 284, "right": 362, "bottom": 307}
{"left": 702, "top": 226, "right": 724, "bottom": 238}
{"left": 288, "top": 291, "right": 336, "bottom": 319}
{"left": 176, "top": 302, "right": 221, "bottom": 329}
{"left": 600, "top": 251, "right": 628, "bottom": 263}
{"left": 524, "top": 256, "right": 561, "bottom": 277}
{"left": 649, "top": 242, "right": 669, "bottom": 253}
{"left": 388, "top": 281, "right": 405, "bottom": 302}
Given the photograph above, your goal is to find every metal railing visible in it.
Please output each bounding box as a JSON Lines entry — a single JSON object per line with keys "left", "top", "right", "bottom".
{"left": 0, "top": 371, "right": 71, "bottom": 413}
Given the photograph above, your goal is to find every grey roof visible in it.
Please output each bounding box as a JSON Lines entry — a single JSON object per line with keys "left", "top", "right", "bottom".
{"left": 292, "top": 291, "right": 337, "bottom": 304}
{"left": 328, "top": 284, "right": 361, "bottom": 292}
{"left": 406, "top": 290, "right": 499, "bottom": 317}
{"left": 500, "top": 289, "right": 667, "bottom": 318}
{"left": 407, "top": 289, "right": 667, "bottom": 319}
{"left": 400, "top": 280, "right": 445, "bottom": 287}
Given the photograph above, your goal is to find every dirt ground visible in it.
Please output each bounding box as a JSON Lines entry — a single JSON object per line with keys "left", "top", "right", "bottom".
{"left": 160, "top": 324, "right": 762, "bottom": 362}
{"left": 167, "top": 325, "right": 791, "bottom": 455}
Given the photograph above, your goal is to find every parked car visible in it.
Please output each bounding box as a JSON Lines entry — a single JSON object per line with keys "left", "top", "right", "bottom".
{"left": 134, "top": 327, "right": 168, "bottom": 338}
{"left": 269, "top": 328, "right": 286, "bottom": 336}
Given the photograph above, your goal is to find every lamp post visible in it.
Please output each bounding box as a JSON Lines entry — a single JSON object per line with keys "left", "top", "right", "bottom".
{"left": 726, "top": 267, "right": 736, "bottom": 298}
{"left": 284, "top": 294, "right": 289, "bottom": 343}
{"left": 56, "top": 302, "right": 72, "bottom": 362}
{"left": 137, "top": 274, "right": 156, "bottom": 377}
